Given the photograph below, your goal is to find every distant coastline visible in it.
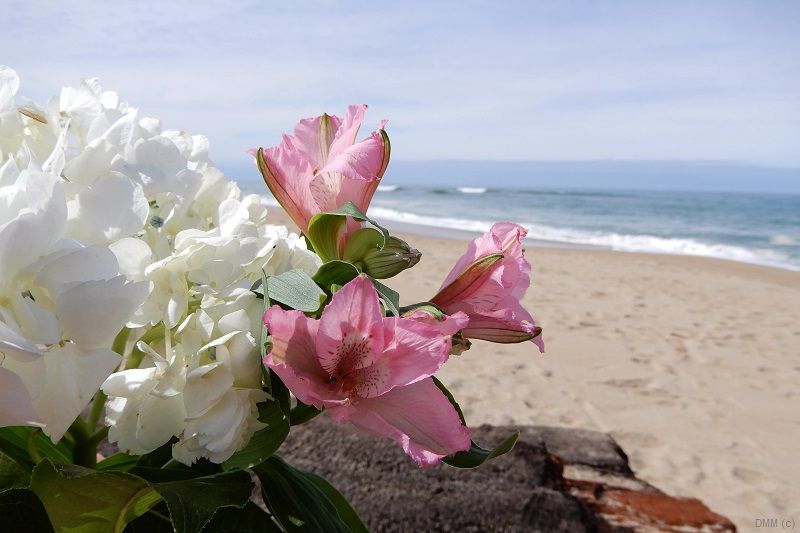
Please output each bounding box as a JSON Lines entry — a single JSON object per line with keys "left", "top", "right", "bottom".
{"left": 224, "top": 159, "right": 800, "bottom": 194}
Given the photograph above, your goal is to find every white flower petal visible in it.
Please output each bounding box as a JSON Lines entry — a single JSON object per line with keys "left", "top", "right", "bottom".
{"left": 109, "top": 238, "right": 153, "bottom": 282}
{"left": 66, "top": 172, "right": 149, "bottom": 243}
{"left": 29, "top": 344, "right": 120, "bottom": 441}
{"left": 0, "top": 367, "right": 42, "bottom": 427}
{"left": 183, "top": 362, "right": 233, "bottom": 419}
{"left": 56, "top": 276, "right": 149, "bottom": 349}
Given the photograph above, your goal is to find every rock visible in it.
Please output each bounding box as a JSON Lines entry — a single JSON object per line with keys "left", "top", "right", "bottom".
{"left": 278, "top": 418, "right": 736, "bottom": 532}
{"left": 520, "top": 426, "right": 631, "bottom": 475}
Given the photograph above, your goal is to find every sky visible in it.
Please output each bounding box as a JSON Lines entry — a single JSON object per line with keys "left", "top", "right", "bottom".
{"left": 2, "top": 1, "right": 799, "bottom": 189}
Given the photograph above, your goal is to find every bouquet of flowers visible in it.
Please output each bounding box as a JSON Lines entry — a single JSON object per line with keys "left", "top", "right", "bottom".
{"left": 0, "top": 66, "right": 542, "bottom": 531}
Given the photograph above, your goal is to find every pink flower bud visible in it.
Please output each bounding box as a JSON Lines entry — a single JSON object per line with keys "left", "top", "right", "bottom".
{"left": 432, "top": 223, "right": 544, "bottom": 351}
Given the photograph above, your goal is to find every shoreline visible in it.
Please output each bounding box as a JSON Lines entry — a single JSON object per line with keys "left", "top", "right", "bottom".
{"left": 265, "top": 207, "right": 800, "bottom": 529}
{"left": 258, "top": 196, "right": 800, "bottom": 274}
{"left": 379, "top": 216, "right": 800, "bottom": 286}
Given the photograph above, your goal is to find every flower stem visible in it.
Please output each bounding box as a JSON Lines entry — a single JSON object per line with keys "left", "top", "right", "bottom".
{"left": 73, "top": 328, "right": 130, "bottom": 468}
{"left": 68, "top": 418, "right": 96, "bottom": 468}
{"left": 89, "top": 426, "right": 109, "bottom": 447}
{"left": 86, "top": 391, "right": 107, "bottom": 431}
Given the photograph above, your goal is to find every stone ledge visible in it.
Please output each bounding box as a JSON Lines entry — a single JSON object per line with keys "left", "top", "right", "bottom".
{"left": 279, "top": 418, "right": 736, "bottom": 532}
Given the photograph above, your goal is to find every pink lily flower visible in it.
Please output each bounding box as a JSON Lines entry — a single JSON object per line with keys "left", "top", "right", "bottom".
{"left": 251, "top": 104, "right": 390, "bottom": 234}
{"left": 431, "top": 222, "right": 544, "bottom": 351}
{"left": 263, "top": 276, "right": 471, "bottom": 466}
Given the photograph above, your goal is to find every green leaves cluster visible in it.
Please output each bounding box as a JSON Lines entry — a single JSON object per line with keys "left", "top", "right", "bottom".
{"left": 0, "top": 387, "right": 362, "bottom": 532}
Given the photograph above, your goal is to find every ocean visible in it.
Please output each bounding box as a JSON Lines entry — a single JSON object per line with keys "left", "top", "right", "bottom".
{"left": 236, "top": 180, "right": 800, "bottom": 271}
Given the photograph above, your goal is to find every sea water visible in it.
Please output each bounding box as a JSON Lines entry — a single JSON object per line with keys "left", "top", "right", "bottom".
{"left": 238, "top": 181, "right": 800, "bottom": 271}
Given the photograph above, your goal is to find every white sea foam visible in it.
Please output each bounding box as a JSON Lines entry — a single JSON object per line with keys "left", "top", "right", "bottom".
{"left": 367, "top": 206, "right": 800, "bottom": 270}
{"left": 256, "top": 194, "right": 799, "bottom": 271}
{"left": 457, "top": 187, "right": 487, "bottom": 194}
{"left": 377, "top": 184, "right": 399, "bottom": 192}
{"left": 770, "top": 234, "right": 797, "bottom": 246}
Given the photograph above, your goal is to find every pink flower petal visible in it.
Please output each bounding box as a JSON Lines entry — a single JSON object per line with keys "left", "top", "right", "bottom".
{"left": 263, "top": 306, "right": 335, "bottom": 407}
{"left": 347, "top": 315, "right": 456, "bottom": 398}
{"left": 333, "top": 377, "right": 471, "bottom": 467}
{"left": 291, "top": 113, "right": 340, "bottom": 170}
{"left": 328, "top": 104, "right": 369, "bottom": 162}
{"left": 256, "top": 146, "right": 318, "bottom": 232}
{"left": 316, "top": 276, "right": 385, "bottom": 378}
{"left": 439, "top": 222, "right": 527, "bottom": 289}
{"left": 432, "top": 222, "right": 543, "bottom": 349}
{"left": 404, "top": 310, "right": 470, "bottom": 337}
{"left": 253, "top": 105, "right": 389, "bottom": 233}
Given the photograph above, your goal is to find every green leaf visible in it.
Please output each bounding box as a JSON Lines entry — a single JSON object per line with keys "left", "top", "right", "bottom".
{"left": 443, "top": 432, "right": 520, "bottom": 469}
{"left": 250, "top": 276, "right": 264, "bottom": 296}
{"left": 306, "top": 201, "right": 391, "bottom": 262}
{"left": 128, "top": 465, "right": 205, "bottom": 484}
{"left": 370, "top": 278, "right": 400, "bottom": 316}
{"left": 430, "top": 377, "right": 466, "bottom": 424}
{"left": 431, "top": 377, "right": 520, "bottom": 469}
{"left": 303, "top": 472, "right": 366, "bottom": 532}
{"left": 122, "top": 502, "right": 173, "bottom": 533}
{"left": 289, "top": 401, "right": 322, "bottom": 426}
{"left": 0, "top": 427, "right": 73, "bottom": 471}
{"left": 30, "top": 459, "right": 161, "bottom": 533}
{"left": 131, "top": 439, "right": 177, "bottom": 469}
{"left": 201, "top": 502, "right": 282, "bottom": 532}
{"left": 253, "top": 456, "right": 367, "bottom": 533}
{"left": 0, "top": 450, "right": 31, "bottom": 489}
{"left": 222, "top": 401, "right": 289, "bottom": 471}
{"left": 312, "top": 260, "right": 360, "bottom": 289}
{"left": 329, "top": 202, "right": 390, "bottom": 249}
{"left": 306, "top": 212, "right": 347, "bottom": 262}
{"left": 95, "top": 452, "right": 138, "bottom": 472}
{"left": 268, "top": 370, "right": 291, "bottom": 417}
{"left": 259, "top": 270, "right": 271, "bottom": 359}
{"left": 265, "top": 269, "right": 326, "bottom": 313}
{"left": 152, "top": 471, "right": 254, "bottom": 533}
{"left": 398, "top": 301, "right": 446, "bottom": 319}
{"left": 0, "top": 488, "right": 55, "bottom": 533}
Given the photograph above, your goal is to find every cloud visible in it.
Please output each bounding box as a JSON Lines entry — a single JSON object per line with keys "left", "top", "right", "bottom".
{"left": 2, "top": 0, "right": 799, "bottom": 168}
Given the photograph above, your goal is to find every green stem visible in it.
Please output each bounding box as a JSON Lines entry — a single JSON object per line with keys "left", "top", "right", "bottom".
{"left": 89, "top": 426, "right": 109, "bottom": 447}
{"left": 112, "top": 327, "right": 130, "bottom": 356}
{"left": 86, "top": 391, "right": 107, "bottom": 432}
{"left": 125, "top": 346, "right": 146, "bottom": 370}
{"left": 68, "top": 418, "right": 96, "bottom": 468}
{"left": 139, "top": 323, "right": 164, "bottom": 345}
{"left": 72, "top": 328, "right": 130, "bottom": 468}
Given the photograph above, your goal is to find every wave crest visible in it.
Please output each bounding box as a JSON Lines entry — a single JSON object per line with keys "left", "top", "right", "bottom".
{"left": 367, "top": 206, "right": 799, "bottom": 270}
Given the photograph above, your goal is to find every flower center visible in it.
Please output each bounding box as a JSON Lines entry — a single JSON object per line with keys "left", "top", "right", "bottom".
{"left": 327, "top": 334, "right": 374, "bottom": 396}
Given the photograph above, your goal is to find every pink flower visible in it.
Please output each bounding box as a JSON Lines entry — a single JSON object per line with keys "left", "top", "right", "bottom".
{"left": 431, "top": 222, "right": 544, "bottom": 351}
{"left": 263, "top": 276, "right": 471, "bottom": 466}
{"left": 251, "top": 104, "right": 390, "bottom": 234}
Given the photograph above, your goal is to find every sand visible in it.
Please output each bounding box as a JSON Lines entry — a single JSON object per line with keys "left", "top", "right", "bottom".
{"left": 266, "top": 210, "right": 800, "bottom": 529}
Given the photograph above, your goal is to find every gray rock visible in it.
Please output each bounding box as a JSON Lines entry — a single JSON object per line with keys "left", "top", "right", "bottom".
{"left": 278, "top": 417, "right": 736, "bottom": 532}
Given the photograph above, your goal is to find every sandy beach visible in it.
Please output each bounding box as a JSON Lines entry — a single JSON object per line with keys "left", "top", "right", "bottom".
{"left": 267, "top": 209, "right": 800, "bottom": 529}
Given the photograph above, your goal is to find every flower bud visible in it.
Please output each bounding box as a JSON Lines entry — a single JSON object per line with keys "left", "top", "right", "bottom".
{"left": 343, "top": 228, "right": 421, "bottom": 279}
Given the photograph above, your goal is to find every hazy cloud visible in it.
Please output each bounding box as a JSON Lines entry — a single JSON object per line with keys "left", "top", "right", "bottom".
{"left": 3, "top": 0, "right": 799, "bottom": 169}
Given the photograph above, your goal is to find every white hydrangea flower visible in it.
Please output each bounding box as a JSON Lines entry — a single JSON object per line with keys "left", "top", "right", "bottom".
{"left": 101, "top": 342, "right": 187, "bottom": 455}
{"left": 1, "top": 66, "right": 320, "bottom": 462}
{"left": 103, "top": 323, "right": 268, "bottom": 465}
{"left": 0, "top": 169, "right": 148, "bottom": 440}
